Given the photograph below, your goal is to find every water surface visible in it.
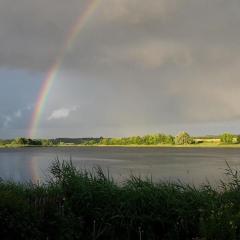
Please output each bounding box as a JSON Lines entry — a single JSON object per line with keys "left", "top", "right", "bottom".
{"left": 0, "top": 147, "right": 240, "bottom": 185}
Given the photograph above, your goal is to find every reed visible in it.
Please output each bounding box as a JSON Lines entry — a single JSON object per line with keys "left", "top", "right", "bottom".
{"left": 0, "top": 160, "right": 240, "bottom": 239}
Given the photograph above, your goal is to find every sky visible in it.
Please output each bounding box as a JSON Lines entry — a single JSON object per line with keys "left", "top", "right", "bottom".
{"left": 1, "top": 0, "right": 240, "bottom": 138}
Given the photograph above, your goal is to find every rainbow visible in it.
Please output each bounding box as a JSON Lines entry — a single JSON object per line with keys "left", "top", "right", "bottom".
{"left": 29, "top": 156, "right": 40, "bottom": 184}
{"left": 28, "top": 0, "right": 100, "bottom": 138}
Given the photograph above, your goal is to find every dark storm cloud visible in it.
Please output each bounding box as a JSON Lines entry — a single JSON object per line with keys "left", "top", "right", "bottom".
{"left": 1, "top": 0, "right": 239, "bottom": 72}
{"left": 1, "top": 0, "right": 240, "bottom": 137}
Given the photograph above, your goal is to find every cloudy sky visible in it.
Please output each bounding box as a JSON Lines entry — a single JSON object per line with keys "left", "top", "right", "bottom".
{"left": 1, "top": 0, "right": 240, "bottom": 138}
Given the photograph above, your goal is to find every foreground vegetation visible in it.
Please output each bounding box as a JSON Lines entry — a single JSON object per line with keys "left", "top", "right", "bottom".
{"left": 1, "top": 161, "right": 240, "bottom": 239}
{"left": 1, "top": 132, "right": 240, "bottom": 148}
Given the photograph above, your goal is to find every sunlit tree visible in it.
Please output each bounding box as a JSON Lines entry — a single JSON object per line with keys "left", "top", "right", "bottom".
{"left": 220, "top": 133, "right": 234, "bottom": 144}
{"left": 175, "top": 132, "right": 193, "bottom": 145}
{"left": 13, "top": 137, "right": 28, "bottom": 145}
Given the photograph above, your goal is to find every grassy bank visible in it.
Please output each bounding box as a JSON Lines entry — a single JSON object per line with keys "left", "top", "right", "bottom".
{"left": 1, "top": 161, "right": 240, "bottom": 239}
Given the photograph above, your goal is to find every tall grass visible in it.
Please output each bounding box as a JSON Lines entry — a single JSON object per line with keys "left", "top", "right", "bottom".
{"left": 0, "top": 160, "right": 240, "bottom": 239}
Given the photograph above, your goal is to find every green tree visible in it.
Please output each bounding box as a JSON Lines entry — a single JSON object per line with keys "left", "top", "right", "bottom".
{"left": 41, "top": 139, "right": 53, "bottom": 146}
{"left": 220, "top": 133, "right": 234, "bottom": 144}
{"left": 165, "top": 135, "right": 175, "bottom": 144}
{"left": 175, "top": 132, "right": 193, "bottom": 145}
{"left": 100, "top": 138, "right": 111, "bottom": 145}
{"left": 135, "top": 136, "right": 143, "bottom": 145}
{"left": 13, "top": 137, "right": 28, "bottom": 145}
{"left": 236, "top": 135, "right": 240, "bottom": 144}
{"left": 85, "top": 140, "right": 96, "bottom": 145}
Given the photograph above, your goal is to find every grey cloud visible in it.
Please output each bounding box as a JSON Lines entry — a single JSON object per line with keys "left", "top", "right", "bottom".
{"left": 0, "top": 105, "right": 32, "bottom": 129}
{"left": 108, "top": 41, "right": 193, "bottom": 69}
{"left": 2, "top": 115, "right": 12, "bottom": 128}
{"left": 1, "top": 0, "right": 240, "bottom": 137}
{"left": 100, "top": 0, "right": 183, "bottom": 24}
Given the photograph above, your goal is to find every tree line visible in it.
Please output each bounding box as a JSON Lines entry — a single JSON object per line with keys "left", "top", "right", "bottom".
{"left": 0, "top": 137, "right": 53, "bottom": 146}
{"left": 95, "top": 132, "right": 240, "bottom": 145}
{"left": 0, "top": 132, "right": 239, "bottom": 146}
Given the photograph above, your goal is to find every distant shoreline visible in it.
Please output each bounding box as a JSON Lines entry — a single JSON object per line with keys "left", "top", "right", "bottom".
{"left": 2, "top": 143, "right": 240, "bottom": 149}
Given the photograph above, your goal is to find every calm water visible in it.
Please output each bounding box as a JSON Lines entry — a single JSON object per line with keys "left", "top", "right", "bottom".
{"left": 0, "top": 147, "right": 240, "bottom": 185}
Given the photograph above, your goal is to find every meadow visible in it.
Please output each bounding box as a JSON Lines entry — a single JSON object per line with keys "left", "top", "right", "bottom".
{"left": 1, "top": 160, "right": 240, "bottom": 239}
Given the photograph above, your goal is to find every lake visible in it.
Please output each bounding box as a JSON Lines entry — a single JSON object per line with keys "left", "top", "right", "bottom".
{"left": 0, "top": 147, "right": 240, "bottom": 185}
